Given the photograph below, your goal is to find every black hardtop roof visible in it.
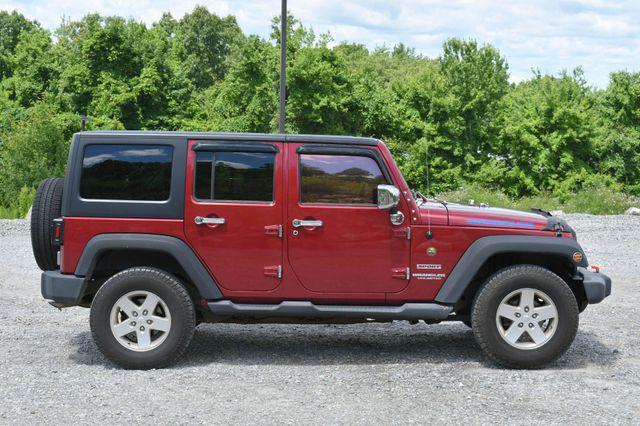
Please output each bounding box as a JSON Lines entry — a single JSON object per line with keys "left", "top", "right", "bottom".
{"left": 77, "top": 130, "right": 380, "bottom": 146}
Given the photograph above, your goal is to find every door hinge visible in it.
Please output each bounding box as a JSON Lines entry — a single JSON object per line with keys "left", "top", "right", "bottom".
{"left": 392, "top": 267, "right": 410, "bottom": 280}
{"left": 392, "top": 227, "right": 411, "bottom": 240}
{"left": 264, "top": 265, "right": 282, "bottom": 279}
{"left": 265, "top": 224, "right": 283, "bottom": 238}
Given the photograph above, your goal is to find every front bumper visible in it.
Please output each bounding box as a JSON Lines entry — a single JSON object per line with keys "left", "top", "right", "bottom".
{"left": 577, "top": 267, "right": 612, "bottom": 304}
{"left": 41, "top": 270, "right": 86, "bottom": 306}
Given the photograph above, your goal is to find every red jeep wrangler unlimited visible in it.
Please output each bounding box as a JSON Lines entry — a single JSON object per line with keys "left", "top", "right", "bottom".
{"left": 32, "top": 131, "right": 611, "bottom": 369}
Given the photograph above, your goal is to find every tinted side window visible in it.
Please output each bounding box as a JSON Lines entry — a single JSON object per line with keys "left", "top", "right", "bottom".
{"left": 300, "top": 154, "right": 387, "bottom": 204}
{"left": 195, "top": 152, "right": 274, "bottom": 202}
{"left": 80, "top": 144, "right": 173, "bottom": 201}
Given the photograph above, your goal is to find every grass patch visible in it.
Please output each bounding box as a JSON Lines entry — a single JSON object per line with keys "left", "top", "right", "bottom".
{"left": 438, "top": 184, "right": 638, "bottom": 215}
{"left": 0, "top": 205, "right": 25, "bottom": 219}
{"left": 0, "top": 186, "right": 34, "bottom": 219}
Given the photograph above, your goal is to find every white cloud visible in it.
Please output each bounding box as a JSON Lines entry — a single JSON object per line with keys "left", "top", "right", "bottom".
{"left": 215, "top": 161, "right": 251, "bottom": 169}
{"left": 1, "top": 0, "right": 639, "bottom": 87}
{"left": 120, "top": 148, "right": 166, "bottom": 157}
{"left": 83, "top": 153, "right": 114, "bottom": 166}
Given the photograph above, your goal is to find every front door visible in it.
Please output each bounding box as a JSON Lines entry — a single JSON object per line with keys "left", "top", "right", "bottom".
{"left": 286, "top": 143, "right": 411, "bottom": 294}
{"left": 184, "top": 140, "right": 283, "bottom": 292}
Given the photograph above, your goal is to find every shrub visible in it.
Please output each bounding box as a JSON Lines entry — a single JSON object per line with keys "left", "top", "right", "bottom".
{"left": 437, "top": 184, "right": 637, "bottom": 215}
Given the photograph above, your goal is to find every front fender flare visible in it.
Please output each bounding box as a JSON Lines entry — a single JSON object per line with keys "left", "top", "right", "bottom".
{"left": 75, "top": 233, "right": 223, "bottom": 300}
{"left": 434, "top": 235, "right": 588, "bottom": 304}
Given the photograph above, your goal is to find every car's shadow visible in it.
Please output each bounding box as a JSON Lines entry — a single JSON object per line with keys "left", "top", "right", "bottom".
{"left": 69, "top": 322, "right": 619, "bottom": 370}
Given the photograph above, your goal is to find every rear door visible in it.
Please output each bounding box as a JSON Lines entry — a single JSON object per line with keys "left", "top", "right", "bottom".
{"left": 286, "top": 143, "right": 411, "bottom": 294}
{"left": 184, "top": 140, "right": 283, "bottom": 292}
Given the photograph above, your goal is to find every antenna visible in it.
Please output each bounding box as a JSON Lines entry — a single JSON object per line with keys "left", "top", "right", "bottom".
{"left": 425, "top": 140, "right": 433, "bottom": 239}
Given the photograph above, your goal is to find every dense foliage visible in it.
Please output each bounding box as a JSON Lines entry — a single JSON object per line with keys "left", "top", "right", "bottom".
{"left": 0, "top": 7, "right": 638, "bottom": 217}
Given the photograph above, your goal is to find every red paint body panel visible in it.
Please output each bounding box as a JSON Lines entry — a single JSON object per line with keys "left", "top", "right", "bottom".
{"left": 285, "top": 142, "right": 411, "bottom": 294}
{"left": 417, "top": 202, "right": 448, "bottom": 225}
{"left": 60, "top": 217, "right": 185, "bottom": 274}
{"left": 387, "top": 225, "right": 561, "bottom": 303}
{"left": 183, "top": 140, "right": 285, "bottom": 292}
{"left": 447, "top": 204, "right": 548, "bottom": 230}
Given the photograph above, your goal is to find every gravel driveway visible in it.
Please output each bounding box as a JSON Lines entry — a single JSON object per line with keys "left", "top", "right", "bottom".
{"left": 0, "top": 215, "right": 638, "bottom": 424}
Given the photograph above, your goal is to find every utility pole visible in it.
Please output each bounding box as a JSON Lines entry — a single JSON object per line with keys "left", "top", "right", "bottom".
{"left": 279, "top": 0, "right": 287, "bottom": 134}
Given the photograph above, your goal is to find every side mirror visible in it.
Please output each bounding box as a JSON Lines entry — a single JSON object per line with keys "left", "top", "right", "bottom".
{"left": 377, "top": 185, "right": 400, "bottom": 210}
{"left": 377, "top": 185, "right": 404, "bottom": 225}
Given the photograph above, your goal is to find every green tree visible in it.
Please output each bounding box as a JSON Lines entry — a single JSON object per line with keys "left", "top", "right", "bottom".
{"left": 494, "top": 69, "right": 597, "bottom": 196}
{"left": 186, "top": 35, "right": 278, "bottom": 132}
{"left": 1, "top": 27, "right": 55, "bottom": 107}
{"left": 0, "top": 11, "right": 37, "bottom": 79}
{"left": 173, "top": 6, "right": 244, "bottom": 90}
{"left": 596, "top": 71, "right": 640, "bottom": 194}
{"left": 0, "top": 103, "right": 80, "bottom": 210}
{"left": 439, "top": 38, "right": 510, "bottom": 179}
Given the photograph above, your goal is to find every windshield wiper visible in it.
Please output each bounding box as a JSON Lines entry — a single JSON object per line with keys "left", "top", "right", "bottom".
{"left": 413, "top": 190, "right": 447, "bottom": 206}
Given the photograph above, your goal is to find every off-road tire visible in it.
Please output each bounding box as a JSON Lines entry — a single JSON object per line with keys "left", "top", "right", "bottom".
{"left": 471, "top": 265, "right": 579, "bottom": 369}
{"left": 31, "top": 178, "right": 64, "bottom": 271}
{"left": 90, "top": 267, "right": 196, "bottom": 369}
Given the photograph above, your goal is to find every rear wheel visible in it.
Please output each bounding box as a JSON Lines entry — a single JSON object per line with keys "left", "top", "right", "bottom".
{"left": 471, "top": 265, "right": 578, "bottom": 368}
{"left": 31, "top": 177, "right": 64, "bottom": 271}
{"left": 90, "top": 267, "right": 195, "bottom": 369}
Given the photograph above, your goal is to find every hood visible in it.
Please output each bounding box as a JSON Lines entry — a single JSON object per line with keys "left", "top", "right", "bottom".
{"left": 446, "top": 203, "right": 549, "bottom": 230}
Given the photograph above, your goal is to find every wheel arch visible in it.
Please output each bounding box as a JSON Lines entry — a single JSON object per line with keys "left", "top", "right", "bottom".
{"left": 75, "top": 234, "right": 223, "bottom": 305}
{"left": 435, "top": 235, "right": 588, "bottom": 310}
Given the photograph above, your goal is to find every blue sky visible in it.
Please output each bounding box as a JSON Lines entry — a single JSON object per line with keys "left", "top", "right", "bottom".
{"left": 2, "top": 0, "right": 639, "bottom": 87}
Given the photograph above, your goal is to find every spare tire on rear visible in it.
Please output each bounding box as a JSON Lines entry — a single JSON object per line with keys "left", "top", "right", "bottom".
{"left": 31, "top": 178, "right": 64, "bottom": 271}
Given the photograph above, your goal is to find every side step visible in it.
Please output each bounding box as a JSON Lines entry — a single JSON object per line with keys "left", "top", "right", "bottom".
{"left": 207, "top": 300, "right": 453, "bottom": 321}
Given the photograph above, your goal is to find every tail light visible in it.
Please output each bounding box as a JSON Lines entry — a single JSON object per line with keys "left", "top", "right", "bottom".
{"left": 52, "top": 218, "right": 64, "bottom": 246}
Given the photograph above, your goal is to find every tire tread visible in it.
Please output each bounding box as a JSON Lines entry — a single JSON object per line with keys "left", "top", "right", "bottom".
{"left": 90, "top": 267, "right": 196, "bottom": 369}
{"left": 471, "top": 264, "right": 579, "bottom": 369}
{"left": 31, "top": 177, "right": 64, "bottom": 271}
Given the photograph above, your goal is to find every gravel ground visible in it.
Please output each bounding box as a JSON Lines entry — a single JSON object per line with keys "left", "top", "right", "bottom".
{"left": 0, "top": 216, "right": 638, "bottom": 425}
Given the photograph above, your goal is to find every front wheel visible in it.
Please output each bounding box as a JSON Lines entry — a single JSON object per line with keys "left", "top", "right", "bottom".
{"left": 471, "top": 265, "right": 579, "bottom": 369}
{"left": 90, "top": 267, "right": 196, "bottom": 369}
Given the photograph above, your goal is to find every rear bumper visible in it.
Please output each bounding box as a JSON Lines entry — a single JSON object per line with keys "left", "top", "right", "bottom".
{"left": 41, "top": 270, "right": 86, "bottom": 306}
{"left": 577, "top": 267, "right": 612, "bottom": 304}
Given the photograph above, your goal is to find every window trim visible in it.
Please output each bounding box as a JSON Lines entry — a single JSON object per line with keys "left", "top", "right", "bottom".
{"left": 193, "top": 142, "right": 279, "bottom": 153}
{"left": 63, "top": 135, "right": 187, "bottom": 219}
{"left": 297, "top": 145, "right": 392, "bottom": 206}
{"left": 193, "top": 150, "right": 276, "bottom": 204}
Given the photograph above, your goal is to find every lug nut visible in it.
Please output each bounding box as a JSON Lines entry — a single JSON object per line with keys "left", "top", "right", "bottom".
{"left": 532, "top": 313, "right": 538, "bottom": 319}
{"left": 518, "top": 323, "right": 523, "bottom": 328}
{"left": 142, "top": 310, "right": 148, "bottom": 316}
{"left": 132, "top": 312, "right": 138, "bottom": 317}
{"left": 146, "top": 319, "right": 152, "bottom": 325}
{"left": 139, "top": 326, "right": 145, "bottom": 331}
{"left": 515, "top": 313, "right": 521, "bottom": 318}
{"left": 130, "top": 321, "right": 136, "bottom": 327}
{"left": 529, "top": 323, "right": 534, "bottom": 328}
{"left": 524, "top": 306, "right": 529, "bottom": 313}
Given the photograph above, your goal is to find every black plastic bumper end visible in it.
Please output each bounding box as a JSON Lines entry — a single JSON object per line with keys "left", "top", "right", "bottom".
{"left": 41, "top": 270, "right": 86, "bottom": 306}
{"left": 578, "top": 267, "right": 612, "bottom": 304}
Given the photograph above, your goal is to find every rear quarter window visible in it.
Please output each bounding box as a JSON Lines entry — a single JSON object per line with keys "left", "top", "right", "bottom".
{"left": 80, "top": 144, "right": 173, "bottom": 201}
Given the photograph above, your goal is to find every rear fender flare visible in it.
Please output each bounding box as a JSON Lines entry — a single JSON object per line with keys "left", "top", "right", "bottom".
{"left": 434, "top": 235, "right": 588, "bottom": 304}
{"left": 75, "top": 233, "right": 223, "bottom": 300}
